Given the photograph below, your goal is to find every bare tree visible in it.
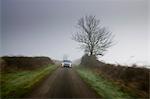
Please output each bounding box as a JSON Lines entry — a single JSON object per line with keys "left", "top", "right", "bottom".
{"left": 72, "top": 15, "right": 114, "bottom": 56}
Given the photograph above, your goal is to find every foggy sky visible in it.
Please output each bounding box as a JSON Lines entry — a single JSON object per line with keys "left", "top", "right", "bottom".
{"left": 1, "top": 0, "right": 149, "bottom": 66}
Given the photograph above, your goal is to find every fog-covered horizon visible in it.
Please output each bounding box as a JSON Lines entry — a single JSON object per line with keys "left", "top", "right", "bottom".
{"left": 1, "top": 0, "right": 149, "bottom": 66}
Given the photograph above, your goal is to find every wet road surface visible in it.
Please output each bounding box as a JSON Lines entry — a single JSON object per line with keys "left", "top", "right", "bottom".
{"left": 27, "top": 67, "right": 100, "bottom": 98}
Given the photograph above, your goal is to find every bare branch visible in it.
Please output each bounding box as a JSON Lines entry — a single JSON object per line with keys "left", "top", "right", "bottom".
{"left": 72, "top": 15, "right": 114, "bottom": 56}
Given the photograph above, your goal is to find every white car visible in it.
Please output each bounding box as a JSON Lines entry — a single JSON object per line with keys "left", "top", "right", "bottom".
{"left": 61, "top": 60, "right": 72, "bottom": 68}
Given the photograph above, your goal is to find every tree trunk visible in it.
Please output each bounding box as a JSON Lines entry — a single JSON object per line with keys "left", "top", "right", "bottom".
{"left": 90, "top": 51, "right": 93, "bottom": 56}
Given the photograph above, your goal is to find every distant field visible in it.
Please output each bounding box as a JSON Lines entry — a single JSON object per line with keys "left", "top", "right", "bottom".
{"left": 0, "top": 64, "right": 58, "bottom": 98}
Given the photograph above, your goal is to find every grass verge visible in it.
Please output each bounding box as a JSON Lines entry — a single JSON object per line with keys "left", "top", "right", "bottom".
{"left": 0, "top": 64, "right": 58, "bottom": 98}
{"left": 76, "top": 67, "right": 134, "bottom": 99}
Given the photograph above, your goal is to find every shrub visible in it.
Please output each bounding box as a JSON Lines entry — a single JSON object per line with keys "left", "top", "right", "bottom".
{"left": 95, "top": 63, "right": 150, "bottom": 98}
{"left": 1, "top": 56, "right": 54, "bottom": 72}
{"left": 79, "top": 56, "right": 150, "bottom": 98}
{"left": 80, "top": 54, "right": 98, "bottom": 67}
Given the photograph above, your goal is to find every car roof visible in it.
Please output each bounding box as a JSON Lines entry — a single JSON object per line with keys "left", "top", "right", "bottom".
{"left": 63, "top": 60, "right": 71, "bottom": 62}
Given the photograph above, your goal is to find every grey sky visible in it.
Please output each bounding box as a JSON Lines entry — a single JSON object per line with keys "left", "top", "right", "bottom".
{"left": 1, "top": 0, "right": 149, "bottom": 65}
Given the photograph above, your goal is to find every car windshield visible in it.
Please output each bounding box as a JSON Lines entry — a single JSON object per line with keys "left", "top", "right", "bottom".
{"left": 63, "top": 60, "right": 71, "bottom": 63}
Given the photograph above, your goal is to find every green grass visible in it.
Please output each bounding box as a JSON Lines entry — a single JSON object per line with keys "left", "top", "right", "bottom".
{"left": 0, "top": 64, "right": 58, "bottom": 98}
{"left": 76, "top": 67, "right": 133, "bottom": 99}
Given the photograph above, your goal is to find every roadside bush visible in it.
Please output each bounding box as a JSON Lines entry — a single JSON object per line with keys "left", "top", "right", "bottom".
{"left": 80, "top": 55, "right": 149, "bottom": 98}
{"left": 80, "top": 54, "right": 98, "bottom": 67}
{"left": 95, "top": 63, "right": 150, "bottom": 98}
{"left": 1, "top": 56, "right": 54, "bottom": 72}
{"left": 0, "top": 58, "right": 6, "bottom": 71}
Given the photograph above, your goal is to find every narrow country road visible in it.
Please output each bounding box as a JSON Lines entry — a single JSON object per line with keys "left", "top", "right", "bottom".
{"left": 26, "top": 67, "right": 100, "bottom": 98}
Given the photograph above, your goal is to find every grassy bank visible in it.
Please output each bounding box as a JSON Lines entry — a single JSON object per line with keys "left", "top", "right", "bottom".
{"left": 76, "top": 67, "right": 133, "bottom": 99}
{"left": 0, "top": 64, "right": 58, "bottom": 98}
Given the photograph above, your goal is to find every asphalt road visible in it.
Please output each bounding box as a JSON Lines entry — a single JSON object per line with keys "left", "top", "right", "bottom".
{"left": 27, "top": 67, "right": 100, "bottom": 98}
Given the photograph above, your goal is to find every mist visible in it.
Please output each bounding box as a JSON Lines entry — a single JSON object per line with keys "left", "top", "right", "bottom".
{"left": 1, "top": 0, "right": 149, "bottom": 66}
